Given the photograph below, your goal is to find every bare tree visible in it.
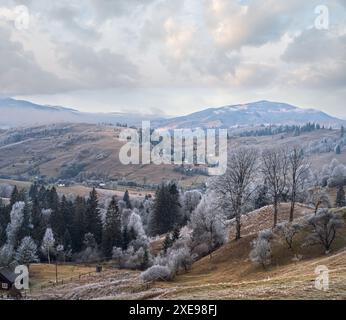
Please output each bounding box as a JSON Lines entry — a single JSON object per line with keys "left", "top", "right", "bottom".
{"left": 288, "top": 147, "right": 310, "bottom": 222}
{"left": 261, "top": 148, "right": 289, "bottom": 227}
{"left": 211, "top": 147, "right": 258, "bottom": 240}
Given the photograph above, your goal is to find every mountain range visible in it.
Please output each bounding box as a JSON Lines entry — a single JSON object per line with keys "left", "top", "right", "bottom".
{"left": 0, "top": 97, "right": 344, "bottom": 129}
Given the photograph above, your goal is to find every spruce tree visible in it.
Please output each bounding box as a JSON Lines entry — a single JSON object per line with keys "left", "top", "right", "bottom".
{"left": 336, "top": 185, "right": 346, "bottom": 208}
{"left": 31, "top": 197, "right": 45, "bottom": 244}
{"left": 71, "top": 196, "right": 87, "bottom": 252}
{"left": 121, "top": 226, "right": 130, "bottom": 250}
{"left": 162, "top": 233, "right": 173, "bottom": 253}
{"left": 102, "top": 196, "right": 122, "bottom": 258}
{"left": 149, "top": 182, "right": 181, "bottom": 236}
{"left": 123, "top": 190, "right": 132, "bottom": 209}
{"left": 85, "top": 188, "right": 102, "bottom": 244}
{"left": 10, "top": 185, "right": 20, "bottom": 206}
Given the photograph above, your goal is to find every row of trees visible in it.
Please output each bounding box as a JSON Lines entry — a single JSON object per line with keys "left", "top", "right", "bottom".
{"left": 210, "top": 146, "right": 311, "bottom": 240}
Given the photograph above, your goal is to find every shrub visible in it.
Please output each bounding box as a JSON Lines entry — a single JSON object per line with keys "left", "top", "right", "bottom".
{"left": 140, "top": 265, "right": 173, "bottom": 282}
{"left": 249, "top": 229, "right": 273, "bottom": 269}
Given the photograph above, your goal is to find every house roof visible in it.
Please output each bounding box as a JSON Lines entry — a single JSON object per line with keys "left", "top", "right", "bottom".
{"left": 0, "top": 268, "right": 17, "bottom": 283}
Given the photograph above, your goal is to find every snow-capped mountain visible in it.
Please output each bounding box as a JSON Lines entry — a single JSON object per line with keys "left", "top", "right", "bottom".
{"left": 155, "top": 101, "right": 345, "bottom": 129}
{"left": 0, "top": 98, "right": 344, "bottom": 129}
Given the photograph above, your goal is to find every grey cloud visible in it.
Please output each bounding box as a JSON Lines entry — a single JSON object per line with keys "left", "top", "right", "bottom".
{"left": 0, "top": 26, "right": 71, "bottom": 95}
{"left": 282, "top": 29, "right": 346, "bottom": 63}
{"left": 57, "top": 43, "right": 139, "bottom": 89}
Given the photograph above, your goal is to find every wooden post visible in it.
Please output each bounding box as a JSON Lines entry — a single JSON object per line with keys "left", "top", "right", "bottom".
{"left": 55, "top": 261, "right": 58, "bottom": 284}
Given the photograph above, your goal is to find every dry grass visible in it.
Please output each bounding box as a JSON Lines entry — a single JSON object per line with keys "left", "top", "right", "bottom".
{"left": 29, "top": 264, "right": 95, "bottom": 290}
{"left": 31, "top": 207, "right": 346, "bottom": 300}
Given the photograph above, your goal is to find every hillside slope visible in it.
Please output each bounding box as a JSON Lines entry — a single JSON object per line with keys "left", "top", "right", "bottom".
{"left": 0, "top": 123, "right": 345, "bottom": 185}
{"left": 31, "top": 206, "right": 346, "bottom": 300}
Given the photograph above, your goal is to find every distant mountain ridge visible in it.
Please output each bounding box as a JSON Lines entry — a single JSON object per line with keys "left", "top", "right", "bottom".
{"left": 154, "top": 100, "right": 345, "bottom": 129}
{"left": 0, "top": 97, "right": 160, "bottom": 128}
{"left": 0, "top": 98, "right": 344, "bottom": 129}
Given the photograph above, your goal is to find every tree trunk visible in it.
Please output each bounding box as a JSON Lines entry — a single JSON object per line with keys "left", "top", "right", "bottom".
{"left": 289, "top": 194, "right": 295, "bottom": 222}
{"left": 273, "top": 199, "right": 278, "bottom": 227}
{"left": 47, "top": 249, "right": 51, "bottom": 265}
{"left": 235, "top": 212, "right": 241, "bottom": 240}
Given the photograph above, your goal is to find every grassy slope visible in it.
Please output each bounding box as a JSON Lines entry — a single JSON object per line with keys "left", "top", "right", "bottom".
{"left": 153, "top": 207, "right": 346, "bottom": 300}
{"left": 31, "top": 206, "right": 346, "bottom": 300}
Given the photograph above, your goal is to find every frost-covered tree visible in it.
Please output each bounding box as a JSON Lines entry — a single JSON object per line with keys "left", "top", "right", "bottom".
{"left": 307, "top": 188, "right": 330, "bottom": 214}
{"left": 211, "top": 147, "right": 258, "bottom": 239}
{"left": 288, "top": 147, "right": 310, "bottom": 222}
{"left": 0, "top": 244, "right": 14, "bottom": 267}
{"left": 275, "top": 222, "right": 302, "bottom": 249}
{"left": 181, "top": 190, "right": 202, "bottom": 223}
{"left": 190, "top": 193, "right": 227, "bottom": 259}
{"left": 328, "top": 164, "right": 346, "bottom": 187}
{"left": 261, "top": 148, "right": 289, "bottom": 227}
{"left": 249, "top": 229, "right": 273, "bottom": 269}
{"left": 41, "top": 228, "right": 55, "bottom": 264}
{"left": 306, "top": 209, "right": 344, "bottom": 254}
{"left": 15, "top": 236, "right": 39, "bottom": 267}
{"left": 6, "top": 201, "right": 25, "bottom": 247}
{"left": 140, "top": 265, "right": 172, "bottom": 282}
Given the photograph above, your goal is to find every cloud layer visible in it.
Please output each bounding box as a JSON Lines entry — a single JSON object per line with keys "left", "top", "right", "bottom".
{"left": 0, "top": 0, "right": 345, "bottom": 116}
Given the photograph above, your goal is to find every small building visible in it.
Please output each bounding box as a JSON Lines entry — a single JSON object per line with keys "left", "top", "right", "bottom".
{"left": 0, "top": 268, "right": 16, "bottom": 291}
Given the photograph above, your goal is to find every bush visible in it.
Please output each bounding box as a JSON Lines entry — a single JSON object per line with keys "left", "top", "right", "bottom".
{"left": 140, "top": 265, "right": 173, "bottom": 282}
{"left": 249, "top": 229, "right": 273, "bottom": 269}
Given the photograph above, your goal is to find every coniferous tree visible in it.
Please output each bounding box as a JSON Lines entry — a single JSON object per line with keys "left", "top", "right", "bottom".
{"left": 28, "top": 182, "right": 39, "bottom": 200}
{"left": 15, "top": 236, "right": 39, "bottom": 267}
{"left": 123, "top": 190, "right": 132, "bottom": 209}
{"left": 102, "top": 196, "right": 122, "bottom": 258}
{"left": 50, "top": 195, "right": 65, "bottom": 242}
{"left": 149, "top": 182, "right": 182, "bottom": 236}
{"left": 85, "top": 188, "right": 102, "bottom": 244}
{"left": 162, "top": 233, "right": 173, "bottom": 253}
{"left": 17, "top": 200, "right": 32, "bottom": 241}
{"left": 336, "top": 185, "right": 346, "bottom": 208}
{"left": 121, "top": 226, "right": 130, "bottom": 250}
{"left": 31, "top": 197, "right": 45, "bottom": 244}
{"left": 10, "top": 186, "right": 20, "bottom": 206}
{"left": 71, "top": 196, "right": 87, "bottom": 252}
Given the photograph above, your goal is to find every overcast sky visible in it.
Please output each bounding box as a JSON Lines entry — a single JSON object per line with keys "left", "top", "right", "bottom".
{"left": 0, "top": 0, "right": 345, "bottom": 117}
